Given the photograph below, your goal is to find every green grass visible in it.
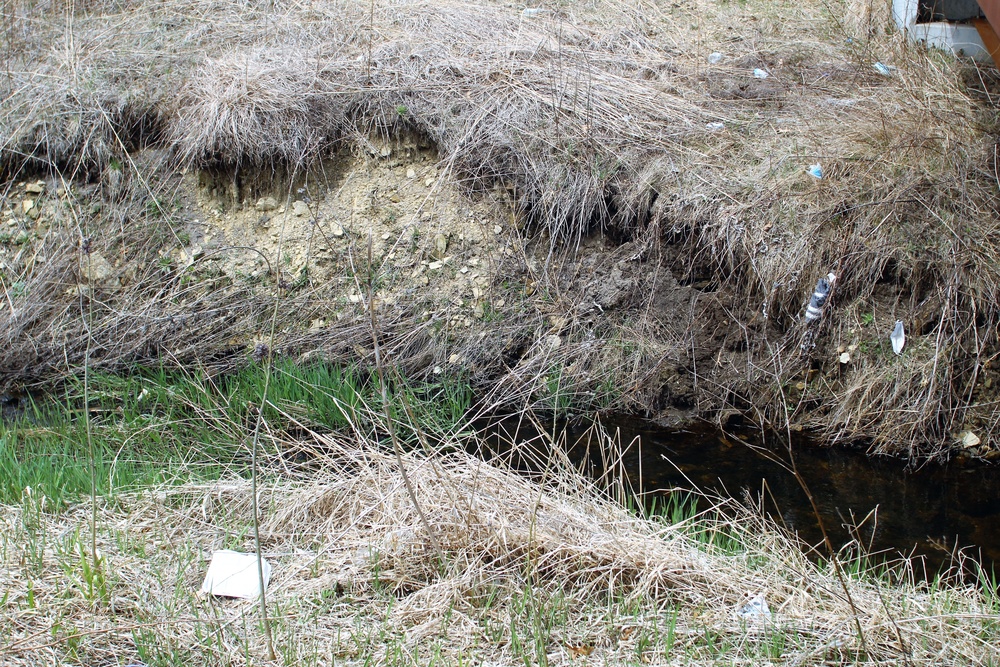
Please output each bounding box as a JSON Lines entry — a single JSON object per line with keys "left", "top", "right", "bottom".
{"left": 0, "top": 360, "right": 473, "bottom": 507}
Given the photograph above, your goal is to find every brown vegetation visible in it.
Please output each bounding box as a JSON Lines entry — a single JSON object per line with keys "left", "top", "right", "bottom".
{"left": 1, "top": 0, "right": 999, "bottom": 457}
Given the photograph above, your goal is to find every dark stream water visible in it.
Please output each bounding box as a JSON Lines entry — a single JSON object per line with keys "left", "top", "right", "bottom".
{"left": 483, "top": 415, "right": 1000, "bottom": 578}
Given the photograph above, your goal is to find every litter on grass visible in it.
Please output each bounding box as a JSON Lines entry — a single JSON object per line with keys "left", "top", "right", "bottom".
{"left": 201, "top": 550, "right": 272, "bottom": 600}
{"left": 736, "top": 592, "right": 772, "bottom": 622}
{"left": 804, "top": 273, "right": 836, "bottom": 322}
{"left": 960, "top": 431, "right": 981, "bottom": 449}
{"left": 891, "top": 320, "right": 906, "bottom": 355}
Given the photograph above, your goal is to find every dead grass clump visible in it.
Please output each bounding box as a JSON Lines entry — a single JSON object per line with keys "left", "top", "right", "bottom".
{"left": 2, "top": 425, "right": 999, "bottom": 665}
{"left": 172, "top": 48, "right": 342, "bottom": 167}
{"left": 842, "top": 0, "right": 895, "bottom": 40}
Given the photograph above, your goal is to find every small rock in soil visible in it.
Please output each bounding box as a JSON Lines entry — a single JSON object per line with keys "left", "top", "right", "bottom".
{"left": 433, "top": 233, "right": 448, "bottom": 258}
{"left": 292, "top": 201, "right": 310, "bottom": 217}
{"left": 255, "top": 197, "right": 278, "bottom": 212}
{"left": 82, "top": 252, "right": 117, "bottom": 285}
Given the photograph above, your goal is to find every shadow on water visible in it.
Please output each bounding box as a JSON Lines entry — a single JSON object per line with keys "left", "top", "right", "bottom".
{"left": 480, "top": 414, "right": 1000, "bottom": 579}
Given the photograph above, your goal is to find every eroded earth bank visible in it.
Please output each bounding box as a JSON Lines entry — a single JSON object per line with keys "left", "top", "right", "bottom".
{"left": 3, "top": 0, "right": 1000, "bottom": 459}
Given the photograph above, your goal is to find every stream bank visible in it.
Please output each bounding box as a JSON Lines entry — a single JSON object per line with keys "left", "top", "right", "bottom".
{"left": 480, "top": 413, "right": 1000, "bottom": 579}
{"left": 3, "top": 0, "right": 1000, "bottom": 459}
{"left": 4, "top": 363, "right": 998, "bottom": 578}
{"left": 577, "top": 419, "right": 1000, "bottom": 578}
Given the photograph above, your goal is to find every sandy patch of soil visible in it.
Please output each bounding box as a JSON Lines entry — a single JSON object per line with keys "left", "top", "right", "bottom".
{"left": 180, "top": 135, "right": 522, "bottom": 333}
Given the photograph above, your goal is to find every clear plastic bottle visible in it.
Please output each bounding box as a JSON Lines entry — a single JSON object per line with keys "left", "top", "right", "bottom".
{"left": 805, "top": 273, "right": 836, "bottom": 322}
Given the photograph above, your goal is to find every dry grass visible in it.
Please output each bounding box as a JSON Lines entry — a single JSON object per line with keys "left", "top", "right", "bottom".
{"left": 2, "top": 0, "right": 1000, "bottom": 454}
{"left": 2, "top": 420, "right": 999, "bottom": 666}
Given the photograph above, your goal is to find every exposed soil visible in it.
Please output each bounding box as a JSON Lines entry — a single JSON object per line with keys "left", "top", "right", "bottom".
{"left": 184, "top": 135, "right": 516, "bottom": 332}
{"left": 3, "top": 0, "right": 1000, "bottom": 459}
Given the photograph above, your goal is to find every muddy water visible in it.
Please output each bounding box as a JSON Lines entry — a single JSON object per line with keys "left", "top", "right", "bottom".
{"left": 485, "top": 416, "right": 1000, "bottom": 578}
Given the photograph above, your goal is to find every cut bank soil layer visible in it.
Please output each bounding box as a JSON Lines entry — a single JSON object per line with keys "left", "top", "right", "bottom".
{"left": 2, "top": 0, "right": 1000, "bottom": 459}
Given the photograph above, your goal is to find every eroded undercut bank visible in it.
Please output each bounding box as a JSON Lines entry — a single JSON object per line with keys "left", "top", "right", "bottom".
{"left": 3, "top": 0, "right": 1000, "bottom": 458}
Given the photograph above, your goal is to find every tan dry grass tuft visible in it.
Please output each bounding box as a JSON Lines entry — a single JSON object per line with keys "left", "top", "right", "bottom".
{"left": 842, "top": 0, "right": 895, "bottom": 39}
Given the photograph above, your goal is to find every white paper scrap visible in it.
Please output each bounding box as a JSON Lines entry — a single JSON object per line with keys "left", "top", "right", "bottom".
{"left": 736, "top": 592, "right": 772, "bottom": 622}
{"left": 201, "top": 550, "right": 271, "bottom": 600}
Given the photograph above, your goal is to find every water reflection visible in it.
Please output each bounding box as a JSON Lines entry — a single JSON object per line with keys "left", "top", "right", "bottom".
{"left": 483, "top": 415, "right": 1000, "bottom": 577}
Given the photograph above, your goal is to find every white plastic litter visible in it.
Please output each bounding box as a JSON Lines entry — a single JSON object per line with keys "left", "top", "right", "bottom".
{"left": 807, "top": 163, "right": 823, "bottom": 179}
{"left": 706, "top": 121, "right": 726, "bottom": 132}
{"left": 201, "top": 550, "right": 271, "bottom": 600}
{"left": 753, "top": 68, "right": 769, "bottom": 79}
{"left": 873, "top": 61, "right": 892, "bottom": 76}
{"left": 708, "top": 52, "right": 723, "bottom": 64}
{"left": 960, "top": 431, "right": 981, "bottom": 449}
{"left": 889, "top": 320, "right": 906, "bottom": 354}
{"left": 736, "top": 593, "right": 772, "bottom": 622}
{"left": 890, "top": 320, "right": 905, "bottom": 355}
{"left": 522, "top": 7, "right": 545, "bottom": 17}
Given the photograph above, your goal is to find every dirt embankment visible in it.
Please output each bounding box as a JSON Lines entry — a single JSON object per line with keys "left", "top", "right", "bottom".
{"left": 2, "top": 0, "right": 1000, "bottom": 459}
